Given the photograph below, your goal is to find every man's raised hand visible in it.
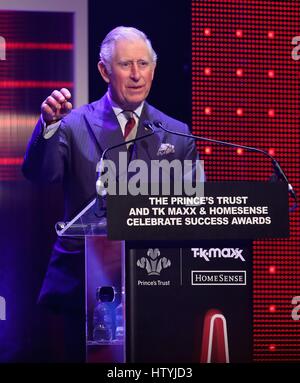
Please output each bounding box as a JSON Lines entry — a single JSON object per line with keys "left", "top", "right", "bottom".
{"left": 41, "top": 88, "right": 72, "bottom": 124}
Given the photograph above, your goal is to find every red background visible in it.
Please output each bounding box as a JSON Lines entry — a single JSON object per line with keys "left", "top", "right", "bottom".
{"left": 192, "top": 0, "right": 300, "bottom": 361}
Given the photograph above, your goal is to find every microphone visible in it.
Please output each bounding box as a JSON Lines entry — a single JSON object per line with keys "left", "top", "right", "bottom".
{"left": 153, "top": 120, "right": 297, "bottom": 209}
{"left": 95, "top": 120, "right": 155, "bottom": 217}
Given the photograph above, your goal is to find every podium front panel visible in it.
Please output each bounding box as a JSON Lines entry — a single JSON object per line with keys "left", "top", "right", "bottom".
{"left": 126, "top": 240, "right": 253, "bottom": 363}
{"left": 85, "top": 236, "right": 125, "bottom": 363}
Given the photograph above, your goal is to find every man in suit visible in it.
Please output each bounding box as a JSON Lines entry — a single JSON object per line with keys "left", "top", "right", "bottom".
{"left": 22, "top": 26, "right": 199, "bottom": 361}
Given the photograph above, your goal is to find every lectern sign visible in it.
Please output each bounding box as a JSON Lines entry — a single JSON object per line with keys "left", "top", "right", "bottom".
{"left": 107, "top": 182, "right": 289, "bottom": 240}
{"left": 126, "top": 242, "right": 253, "bottom": 363}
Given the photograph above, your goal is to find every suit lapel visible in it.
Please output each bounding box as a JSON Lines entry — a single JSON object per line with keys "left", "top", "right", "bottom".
{"left": 83, "top": 96, "right": 165, "bottom": 171}
{"left": 83, "top": 95, "right": 126, "bottom": 169}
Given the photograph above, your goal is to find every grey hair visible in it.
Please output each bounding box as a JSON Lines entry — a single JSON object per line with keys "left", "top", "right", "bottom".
{"left": 99, "top": 26, "right": 157, "bottom": 72}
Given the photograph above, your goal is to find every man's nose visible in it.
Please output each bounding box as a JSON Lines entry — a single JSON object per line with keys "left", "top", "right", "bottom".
{"left": 130, "top": 63, "right": 141, "bottom": 80}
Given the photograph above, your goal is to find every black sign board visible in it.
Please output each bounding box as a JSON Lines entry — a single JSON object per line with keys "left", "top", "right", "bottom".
{"left": 125, "top": 239, "right": 253, "bottom": 363}
{"left": 107, "top": 182, "right": 289, "bottom": 241}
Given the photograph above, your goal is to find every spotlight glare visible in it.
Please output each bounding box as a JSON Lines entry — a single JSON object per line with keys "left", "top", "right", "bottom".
{"left": 204, "top": 28, "right": 211, "bottom": 36}
{"left": 268, "top": 148, "right": 275, "bottom": 156}
{"left": 204, "top": 67, "right": 212, "bottom": 76}
{"left": 268, "top": 70, "right": 275, "bottom": 78}
{"left": 268, "top": 109, "right": 275, "bottom": 117}
{"left": 236, "top": 29, "right": 243, "bottom": 37}
{"left": 236, "top": 108, "right": 244, "bottom": 116}
{"left": 268, "top": 31, "right": 275, "bottom": 39}
{"left": 269, "top": 344, "right": 276, "bottom": 352}
{"left": 236, "top": 68, "right": 243, "bottom": 77}
{"left": 269, "top": 266, "right": 276, "bottom": 274}
{"left": 269, "top": 305, "right": 276, "bottom": 313}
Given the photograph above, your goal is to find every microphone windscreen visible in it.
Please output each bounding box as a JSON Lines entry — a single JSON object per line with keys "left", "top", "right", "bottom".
{"left": 143, "top": 120, "right": 152, "bottom": 131}
{"left": 153, "top": 120, "right": 162, "bottom": 128}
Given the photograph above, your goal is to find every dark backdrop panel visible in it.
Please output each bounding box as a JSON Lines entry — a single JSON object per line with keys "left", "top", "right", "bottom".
{"left": 88, "top": 0, "right": 191, "bottom": 126}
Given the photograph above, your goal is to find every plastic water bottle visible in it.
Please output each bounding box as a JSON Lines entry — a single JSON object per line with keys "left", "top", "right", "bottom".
{"left": 93, "top": 286, "right": 116, "bottom": 342}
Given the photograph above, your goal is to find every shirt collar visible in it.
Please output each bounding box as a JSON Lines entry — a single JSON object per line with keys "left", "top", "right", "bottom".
{"left": 107, "top": 91, "right": 144, "bottom": 118}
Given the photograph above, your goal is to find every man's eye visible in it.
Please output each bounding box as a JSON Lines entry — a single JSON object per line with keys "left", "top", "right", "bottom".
{"left": 139, "top": 61, "right": 149, "bottom": 67}
{"left": 119, "top": 62, "right": 130, "bottom": 68}
{"left": 118, "top": 60, "right": 150, "bottom": 69}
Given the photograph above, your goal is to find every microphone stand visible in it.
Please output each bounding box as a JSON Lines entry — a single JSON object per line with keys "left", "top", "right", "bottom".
{"left": 95, "top": 121, "right": 155, "bottom": 217}
{"left": 153, "top": 120, "right": 298, "bottom": 212}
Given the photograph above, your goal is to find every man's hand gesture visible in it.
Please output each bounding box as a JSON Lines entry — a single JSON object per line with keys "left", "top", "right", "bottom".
{"left": 41, "top": 88, "right": 72, "bottom": 124}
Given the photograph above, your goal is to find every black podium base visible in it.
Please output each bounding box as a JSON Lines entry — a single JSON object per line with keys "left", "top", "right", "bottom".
{"left": 125, "top": 240, "right": 253, "bottom": 363}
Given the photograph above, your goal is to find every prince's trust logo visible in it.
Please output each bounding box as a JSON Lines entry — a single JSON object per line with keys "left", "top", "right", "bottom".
{"left": 137, "top": 248, "right": 171, "bottom": 276}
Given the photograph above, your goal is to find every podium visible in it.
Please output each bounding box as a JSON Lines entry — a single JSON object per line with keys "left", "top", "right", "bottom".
{"left": 56, "top": 181, "right": 289, "bottom": 363}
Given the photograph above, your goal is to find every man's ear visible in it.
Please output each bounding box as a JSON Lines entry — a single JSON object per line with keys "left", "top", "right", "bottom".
{"left": 98, "top": 61, "right": 110, "bottom": 84}
{"left": 151, "top": 62, "right": 156, "bottom": 80}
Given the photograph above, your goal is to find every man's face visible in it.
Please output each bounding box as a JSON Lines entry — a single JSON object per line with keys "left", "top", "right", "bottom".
{"left": 99, "top": 38, "right": 156, "bottom": 110}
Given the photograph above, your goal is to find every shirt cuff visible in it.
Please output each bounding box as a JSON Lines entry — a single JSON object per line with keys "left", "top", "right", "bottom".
{"left": 41, "top": 114, "right": 61, "bottom": 139}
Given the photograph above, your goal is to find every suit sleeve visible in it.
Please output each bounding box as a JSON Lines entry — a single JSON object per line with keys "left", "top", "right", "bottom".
{"left": 22, "top": 117, "right": 70, "bottom": 183}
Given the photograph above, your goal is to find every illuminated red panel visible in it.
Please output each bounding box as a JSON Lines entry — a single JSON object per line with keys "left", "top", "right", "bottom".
{"left": 0, "top": 157, "right": 23, "bottom": 165}
{"left": 0, "top": 80, "right": 73, "bottom": 88}
{"left": 192, "top": 0, "right": 300, "bottom": 362}
{"left": 6, "top": 42, "right": 73, "bottom": 50}
{"left": 0, "top": 10, "right": 73, "bottom": 181}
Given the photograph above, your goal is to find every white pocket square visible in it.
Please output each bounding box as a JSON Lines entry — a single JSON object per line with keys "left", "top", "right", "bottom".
{"left": 157, "top": 143, "right": 175, "bottom": 156}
